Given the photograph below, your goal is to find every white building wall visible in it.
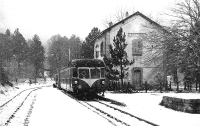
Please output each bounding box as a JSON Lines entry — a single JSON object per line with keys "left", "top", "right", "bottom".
{"left": 94, "top": 37, "right": 105, "bottom": 60}
{"left": 94, "top": 14, "right": 159, "bottom": 88}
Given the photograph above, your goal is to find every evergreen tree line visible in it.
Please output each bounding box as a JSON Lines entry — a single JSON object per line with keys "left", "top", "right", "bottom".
{"left": 0, "top": 29, "right": 45, "bottom": 86}
{"left": 47, "top": 34, "right": 82, "bottom": 77}
{"left": 47, "top": 27, "right": 101, "bottom": 77}
{"left": 0, "top": 27, "right": 100, "bottom": 86}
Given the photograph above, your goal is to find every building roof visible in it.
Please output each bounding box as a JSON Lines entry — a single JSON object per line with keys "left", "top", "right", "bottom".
{"left": 91, "top": 11, "right": 167, "bottom": 43}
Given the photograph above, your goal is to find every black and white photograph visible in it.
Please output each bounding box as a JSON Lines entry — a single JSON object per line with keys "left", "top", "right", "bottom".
{"left": 0, "top": 0, "right": 200, "bottom": 125}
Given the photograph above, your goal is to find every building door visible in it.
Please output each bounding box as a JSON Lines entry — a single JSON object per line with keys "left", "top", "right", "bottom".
{"left": 132, "top": 68, "right": 142, "bottom": 88}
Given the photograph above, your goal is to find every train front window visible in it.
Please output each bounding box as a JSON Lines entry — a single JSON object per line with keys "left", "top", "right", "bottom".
{"left": 73, "top": 68, "right": 78, "bottom": 77}
{"left": 79, "top": 69, "right": 89, "bottom": 79}
{"left": 90, "top": 68, "right": 100, "bottom": 78}
{"left": 101, "top": 68, "right": 105, "bottom": 78}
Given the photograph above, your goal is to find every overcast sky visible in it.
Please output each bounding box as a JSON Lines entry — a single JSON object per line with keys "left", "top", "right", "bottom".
{"left": 0, "top": 0, "right": 176, "bottom": 44}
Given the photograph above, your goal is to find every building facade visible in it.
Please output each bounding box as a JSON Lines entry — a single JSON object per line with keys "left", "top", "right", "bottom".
{"left": 93, "top": 11, "right": 163, "bottom": 89}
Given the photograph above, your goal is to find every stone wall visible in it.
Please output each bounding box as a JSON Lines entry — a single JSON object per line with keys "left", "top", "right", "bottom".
{"left": 160, "top": 96, "right": 200, "bottom": 114}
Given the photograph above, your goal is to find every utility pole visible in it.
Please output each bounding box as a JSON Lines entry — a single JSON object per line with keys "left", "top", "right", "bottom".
{"left": 69, "top": 48, "right": 71, "bottom": 61}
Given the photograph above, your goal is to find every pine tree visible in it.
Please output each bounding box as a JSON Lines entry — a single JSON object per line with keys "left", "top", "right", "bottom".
{"left": 0, "top": 31, "right": 13, "bottom": 86}
{"left": 104, "top": 27, "right": 133, "bottom": 87}
{"left": 47, "top": 35, "right": 64, "bottom": 77}
{"left": 12, "top": 28, "right": 29, "bottom": 63}
{"left": 82, "top": 27, "right": 100, "bottom": 59}
{"left": 68, "top": 34, "right": 82, "bottom": 60}
{"left": 29, "top": 34, "right": 45, "bottom": 83}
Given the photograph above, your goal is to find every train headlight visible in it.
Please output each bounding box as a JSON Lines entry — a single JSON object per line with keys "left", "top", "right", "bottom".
{"left": 102, "top": 81, "right": 105, "bottom": 84}
{"left": 75, "top": 81, "right": 77, "bottom": 84}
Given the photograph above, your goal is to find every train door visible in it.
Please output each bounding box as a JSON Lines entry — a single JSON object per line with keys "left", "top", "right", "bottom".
{"left": 67, "top": 69, "right": 73, "bottom": 92}
{"left": 66, "top": 69, "right": 72, "bottom": 91}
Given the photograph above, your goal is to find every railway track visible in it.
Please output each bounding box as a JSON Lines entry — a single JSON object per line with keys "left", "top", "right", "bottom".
{"left": 62, "top": 90, "right": 159, "bottom": 126}
{"left": 93, "top": 99, "right": 159, "bottom": 126}
{"left": 0, "top": 85, "right": 51, "bottom": 126}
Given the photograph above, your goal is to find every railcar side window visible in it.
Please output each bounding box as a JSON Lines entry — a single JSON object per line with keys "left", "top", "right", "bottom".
{"left": 91, "top": 68, "right": 100, "bottom": 78}
{"left": 101, "top": 68, "right": 105, "bottom": 78}
{"left": 79, "top": 69, "right": 89, "bottom": 79}
{"left": 73, "top": 68, "right": 78, "bottom": 77}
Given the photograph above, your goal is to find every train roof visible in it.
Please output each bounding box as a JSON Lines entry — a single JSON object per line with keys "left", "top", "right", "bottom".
{"left": 69, "top": 59, "right": 105, "bottom": 67}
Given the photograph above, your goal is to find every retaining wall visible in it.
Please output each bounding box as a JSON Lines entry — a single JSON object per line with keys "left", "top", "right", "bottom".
{"left": 160, "top": 96, "right": 200, "bottom": 114}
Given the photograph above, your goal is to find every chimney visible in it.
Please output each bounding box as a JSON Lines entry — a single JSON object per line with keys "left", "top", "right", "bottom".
{"left": 125, "top": 12, "right": 129, "bottom": 18}
{"left": 109, "top": 22, "right": 113, "bottom": 27}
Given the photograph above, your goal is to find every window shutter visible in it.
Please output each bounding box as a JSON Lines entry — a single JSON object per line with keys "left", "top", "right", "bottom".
{"left": 132, "top": 39, "right": 143, "bottom": 56}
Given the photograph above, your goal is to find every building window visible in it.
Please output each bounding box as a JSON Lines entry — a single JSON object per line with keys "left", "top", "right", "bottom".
{"left": 96, "top": 51, "right": 99, "bottom": 58}
{"left": 95, "top": 44, "right": 100, "bottom": 58}
{"left": 132, "top": 39, "right": 143, "bottom": 56}
{"left": 100, "top": 42, "right": 103, "bottom": 56}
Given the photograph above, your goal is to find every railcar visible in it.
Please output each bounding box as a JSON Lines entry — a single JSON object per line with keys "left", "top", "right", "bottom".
{"left": 56, "top": 59, "right": 107, "bottom": 95}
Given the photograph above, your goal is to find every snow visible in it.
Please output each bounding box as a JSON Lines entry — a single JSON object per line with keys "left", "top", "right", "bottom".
{"left": 28, "top": 88, "right": 114, "bottom": 126}
{"left": 86, "top": 101, "right": 152, "bottom": 126}
{"left": 160, "top": 92, "right": 200, "bottom": 99}
{"left": 0, "top": 78, "right": 53, "bottom": 126}
{"left": 28, "top": 87, "right": 200, "bottom": 126}
{"left": 1, "top": 79, "right": 200, "bottom": 126}
{"left": 2, "top": 92, "right": 37, "bottom": 126}
{"left": 0, "top": 78, "right": 53, "bottom": 106}
{"left": 104, "top": 93, "right": 200, "bottom": 126}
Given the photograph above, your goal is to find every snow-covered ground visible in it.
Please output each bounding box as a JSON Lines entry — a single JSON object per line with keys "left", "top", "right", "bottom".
{"left": 28, "top": 87, "right": 114, "bottom": 126}
{"left": 28, "top": 87, "right": 200, "bottom": 126}
{"left": 0, "top": 78, "right": 53, "bottom": 106}
{"left": 105, "top": 92, "right": 200, "bottom": 126}
{"left": 1, "top": 80, "right": 200, "bottom": 126}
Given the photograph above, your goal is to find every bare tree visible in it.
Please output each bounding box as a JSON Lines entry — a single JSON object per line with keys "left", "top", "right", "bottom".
{"left": 169, "top": 0, "right": 200, "bottom": 28}
{"left": 141, "top": 0, "right": 200, "bottom": 91}
{"left": 102, "top": 6, "right": 134, "bottom": 28}
{"left": 141, "top": 23, "right": 183, "bottom": 90}
{"left": 114, "top": 7, "right": 130, "bottom": 22}
{"left": 166, "top": 0, "right": 200, "bottom": 74}
{"left": 102, "top": 14, "right": 113, "bottom": 28}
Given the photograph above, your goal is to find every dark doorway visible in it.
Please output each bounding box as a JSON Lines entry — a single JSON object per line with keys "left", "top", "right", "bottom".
{"left": 132, "top": 68, "right": 142, "bottom": 88}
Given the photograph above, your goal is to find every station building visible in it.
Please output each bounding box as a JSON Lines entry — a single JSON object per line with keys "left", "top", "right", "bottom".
{"left": 93, "top": 11, "right": 165, "bottom": 89}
